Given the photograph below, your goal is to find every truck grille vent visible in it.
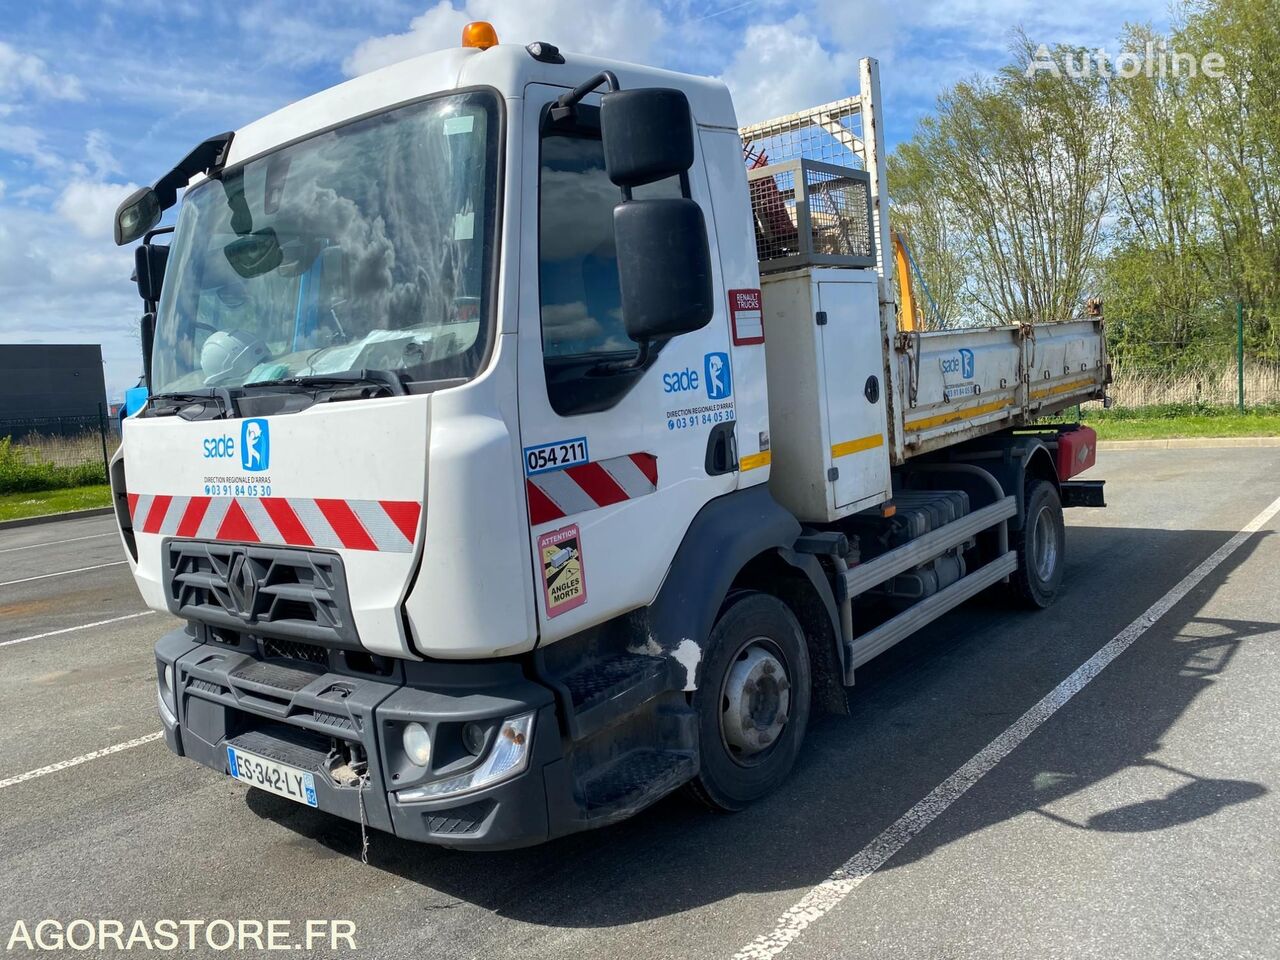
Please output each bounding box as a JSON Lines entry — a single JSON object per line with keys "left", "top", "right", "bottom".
{"left": 164, "top": 541, "right": 357, "bottom": 649}
{"left": 262, "top": 637, "right": 329, "bottom": 667}
{"left": 424, "top": 800, "right": 493, "bottom": 836}
{"left": 310, "top": 711, "right": 358, "bottom": 733}
{"left": 188, "top": 677, "right": 228, "bottom": 697}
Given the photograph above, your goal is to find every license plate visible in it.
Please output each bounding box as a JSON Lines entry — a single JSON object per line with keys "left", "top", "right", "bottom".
{"left": 226, "top": 746, "right": 318, "bottom": 808}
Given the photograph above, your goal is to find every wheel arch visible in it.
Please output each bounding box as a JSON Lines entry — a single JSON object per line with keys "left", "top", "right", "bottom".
{"left": 645, "top": 485, "right": 844, "bottom": 709}
{"left": 940, "top": 432, "right": 1061, "bottom": 531}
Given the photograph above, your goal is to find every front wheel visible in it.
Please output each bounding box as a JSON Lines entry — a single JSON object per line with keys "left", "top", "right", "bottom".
{"left": 687, "top": 592, "right": 811, "bottom": 812}
{"left": 1010, "top": 478, "right": 1065, "bottom": 609}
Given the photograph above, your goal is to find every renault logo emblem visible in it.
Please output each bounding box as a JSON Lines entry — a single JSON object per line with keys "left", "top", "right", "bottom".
{"left": 227, "top": 553, "right": 258, "bottom": 620}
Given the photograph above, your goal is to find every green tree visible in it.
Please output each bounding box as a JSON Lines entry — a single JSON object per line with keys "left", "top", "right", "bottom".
{"left": 889, "top": 34, "right": 1116, "bottom": 327}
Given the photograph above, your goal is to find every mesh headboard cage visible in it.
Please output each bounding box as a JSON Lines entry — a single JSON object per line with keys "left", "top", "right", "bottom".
{"left": 740, "top": 97, "right": 867, "bottom": 169}
{"left": 747, "top": 160, "right": 876, "bottom": 271}
{"left": 740, "top": 99, "right": 876, "bottom": 272}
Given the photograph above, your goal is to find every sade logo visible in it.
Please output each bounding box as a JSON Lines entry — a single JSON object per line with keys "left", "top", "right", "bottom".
{"left": 940, "top": 348, "right": 976, "bottom": 380}
{"left": 201, "top": 419, "right": 270, "bottom": 471}
{"left": 662, "top": 352, "right": 734, "bottom": 400}
{"left": 663, "top": 368, "right": 700, "bottom": 394}
{"left": 241, "top": 419, "right": 269, "bottom": 471}
{"left": 704, "top": 352, "right": 732, "bottom": 400}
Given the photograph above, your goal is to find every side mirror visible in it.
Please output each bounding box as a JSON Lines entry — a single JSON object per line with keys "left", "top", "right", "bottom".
{"left": 115, "top": 187, "right": 162, "bottom": 246}
{"left": 134, "top": 243, "right": 169, "bottom": 305}
{"left": 600, "top": 88, "right": 694, "bottom": 188}
{"left": 614, "top": 198, "right": 713, "bottom": 344}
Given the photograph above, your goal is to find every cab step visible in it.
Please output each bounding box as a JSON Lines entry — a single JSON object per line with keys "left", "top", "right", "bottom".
{"left": 579, "top": 748, "right": 697, "bottom": 822}
{"left": 552, "top": 653, "right": 677, "bottom": 742}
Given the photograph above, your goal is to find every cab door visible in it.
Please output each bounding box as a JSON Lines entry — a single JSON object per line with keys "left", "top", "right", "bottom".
{"left": 515, "top": 83, "right": 738, "bottom": 642}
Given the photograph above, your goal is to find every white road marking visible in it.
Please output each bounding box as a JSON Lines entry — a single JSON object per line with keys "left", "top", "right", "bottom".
{"left": 0, "top": 610, "right": 156, "bottom": 648}
{"left": 0, "top": 532, "right": 114, "bottom": 554}
{"left": 0, "top": 560, "right": 128, "bottom": 586}
{"left": 735, "top": 493, "right": 1280, "bottom": 960}
{"left": 0, "top": 732, "right": 164, "bottom": 791}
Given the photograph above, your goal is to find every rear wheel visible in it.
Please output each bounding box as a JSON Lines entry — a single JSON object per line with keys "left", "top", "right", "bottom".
{"left": 1011, "top": 478, "right": 1065, "bottom": 609}
{"left": 687, "top": 592, "right": 811, "bottom": 812}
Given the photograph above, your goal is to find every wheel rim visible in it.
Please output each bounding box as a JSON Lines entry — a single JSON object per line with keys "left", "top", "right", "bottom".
{"left": 720, "top": 637, "right": 791, "bottom": 767}
{"left": 1032, "top": 504, "right": 1058, "bottom": 582}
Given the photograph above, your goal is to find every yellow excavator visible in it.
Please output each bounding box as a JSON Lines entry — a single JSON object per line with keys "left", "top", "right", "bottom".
{"left": 893, "top": 231, "right": 924, "bottom": 332}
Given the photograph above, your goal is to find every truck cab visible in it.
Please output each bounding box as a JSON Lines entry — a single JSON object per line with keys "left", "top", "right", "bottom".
{"left": 112, "top": 25, "right": 1104, "bottom": 849}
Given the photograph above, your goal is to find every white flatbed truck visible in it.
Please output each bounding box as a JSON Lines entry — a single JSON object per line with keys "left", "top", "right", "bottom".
{"left": 111, "top": 23, "right": 1107, "bottom": 849}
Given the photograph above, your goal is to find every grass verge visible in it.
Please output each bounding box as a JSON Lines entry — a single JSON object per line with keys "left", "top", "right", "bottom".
{"left": 1058, "top": 403, "right": 1280, "bottom": 440}
{"left": 0, "top": 485, "right": 113, "bottom": 523}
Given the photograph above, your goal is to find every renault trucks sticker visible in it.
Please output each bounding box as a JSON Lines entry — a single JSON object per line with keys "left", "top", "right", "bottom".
{"left": 728, "top": 289, "right": 765, "bottom": 345}
{"left": 539, "top": 524, "right": 587, "bottom": 617}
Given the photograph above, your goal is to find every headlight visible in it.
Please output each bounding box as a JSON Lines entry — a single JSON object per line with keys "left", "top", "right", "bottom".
{"left": 157, "top": 661, "right": 176, "bottom": 725}
{"left": 462, "top": 721, "right": 488, "bottom": 756}
{"left": 397, "top": 713, "right": 534, "bottom": 802}
{"left": 402, "top": 722, "right": 433, "bottom": 768}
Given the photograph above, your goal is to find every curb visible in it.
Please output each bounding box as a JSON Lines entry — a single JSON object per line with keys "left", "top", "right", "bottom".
{"left": 0, "top": 507, "right": 115, "bottom": 531}
{"left": 1098, "top": 436, "right": 1280, "bottom": 450}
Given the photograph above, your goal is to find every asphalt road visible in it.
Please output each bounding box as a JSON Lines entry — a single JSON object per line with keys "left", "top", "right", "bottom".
{"left": 2, "top": 448, "right": 1278, "bottom": 959}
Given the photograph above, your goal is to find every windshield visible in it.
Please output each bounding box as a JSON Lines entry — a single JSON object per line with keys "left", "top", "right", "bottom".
{"left": 152, "top": 90, "right": 500, "bottom": 395}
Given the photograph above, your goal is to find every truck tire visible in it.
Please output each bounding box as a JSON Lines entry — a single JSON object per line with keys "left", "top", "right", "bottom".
{"left": 687, "top": 592, "right": 811, "bottom": 812}
{"left": 1011, "top": 479, "right": 1065, "bottom": 609}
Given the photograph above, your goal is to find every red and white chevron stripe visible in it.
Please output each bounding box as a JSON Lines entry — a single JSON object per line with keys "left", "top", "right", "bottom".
{"left": 525, "top": 453, "right": 657, "bottom": 526}
{"left": 127, "top": 494, "right": 421, "bottom": 553}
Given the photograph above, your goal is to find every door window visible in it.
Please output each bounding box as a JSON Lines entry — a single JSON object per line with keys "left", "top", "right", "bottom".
{"left": 538, "top": 107, "right": 679, "bottom": 415}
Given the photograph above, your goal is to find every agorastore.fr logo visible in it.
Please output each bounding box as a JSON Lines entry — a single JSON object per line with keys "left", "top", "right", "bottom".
{"left": 5, "top": 918, "right": 356, "bottom": 953}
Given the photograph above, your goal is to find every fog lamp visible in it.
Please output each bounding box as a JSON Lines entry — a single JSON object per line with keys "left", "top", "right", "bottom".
{"left": 403, "top": 722, "right": 433, "bottom": 768}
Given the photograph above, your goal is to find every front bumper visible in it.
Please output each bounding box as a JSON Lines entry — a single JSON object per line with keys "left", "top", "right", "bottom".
{"left": 155, "top": 629, "right": 569, "bottom": 850}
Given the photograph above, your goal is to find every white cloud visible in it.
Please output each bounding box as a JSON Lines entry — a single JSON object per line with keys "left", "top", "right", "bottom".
{"left": 0, "top": 202, "right": 140, "bottom": 399}
{"left": 0, "top": 122, "right": 62, "bottom": 170}
{"left": 84, "top": 130, "right": 122, "bottom": 180}
{"left": 56, "top": 179, "right": 140, "bottom": 240}
{"left": 0, "top": 40, "right": 83, "bottom": 104}
{"left": 345, "top": 0, "right": 671, "bottom": 76}
{"left": 719, "top": 16, "right": 856, "bottom": 126}
{"left": 541, "top": 300, "right": 605, "bottom": 343}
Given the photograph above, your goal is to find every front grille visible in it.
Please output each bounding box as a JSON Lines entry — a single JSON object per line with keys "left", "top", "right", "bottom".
{"left": 226, "top": 726, "right": 330, "bottom": 771}
{"left": 262, "top": 636, "right": 329, "bottom": 667}
{"left": 164, "top": 541, "right": 358, "bottom": 649}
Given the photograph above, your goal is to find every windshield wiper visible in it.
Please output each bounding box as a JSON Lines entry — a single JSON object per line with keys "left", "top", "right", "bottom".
{"left": 147, "top": 387, "right": 236, "bottom": 420}
{"left": 243, "top": 368, "right": 409, "bottom": 398}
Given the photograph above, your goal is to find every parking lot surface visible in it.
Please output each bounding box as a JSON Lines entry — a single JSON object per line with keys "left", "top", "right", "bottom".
{"left": 2, "top": 447, "right": 1278, "bottom": 959}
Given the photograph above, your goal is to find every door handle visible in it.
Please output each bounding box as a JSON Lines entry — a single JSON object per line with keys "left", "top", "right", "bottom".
{"left": 705, "top": 422, "right": 738, "bottom": 476}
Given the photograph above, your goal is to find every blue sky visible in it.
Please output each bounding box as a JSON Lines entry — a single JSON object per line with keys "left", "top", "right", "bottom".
{"left": 0, "top": 0, "right": 1169, "bottom": 401}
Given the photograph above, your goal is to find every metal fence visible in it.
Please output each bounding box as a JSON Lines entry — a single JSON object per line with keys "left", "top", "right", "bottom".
{"left": 1102, "top": 361, "right": 1280, "bottom": 409}
{"left": 0, "top": 406, "right": 116, "bottom": 493}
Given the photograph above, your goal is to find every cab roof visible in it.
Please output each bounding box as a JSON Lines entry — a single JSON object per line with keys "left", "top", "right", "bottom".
{"left": 224, "top": 42, "right": 740, "bottom": 169}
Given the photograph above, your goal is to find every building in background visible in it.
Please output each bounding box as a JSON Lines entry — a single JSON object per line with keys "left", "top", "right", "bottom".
{"left": 0, "top": 344, "right": 109, "bottom": 437}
